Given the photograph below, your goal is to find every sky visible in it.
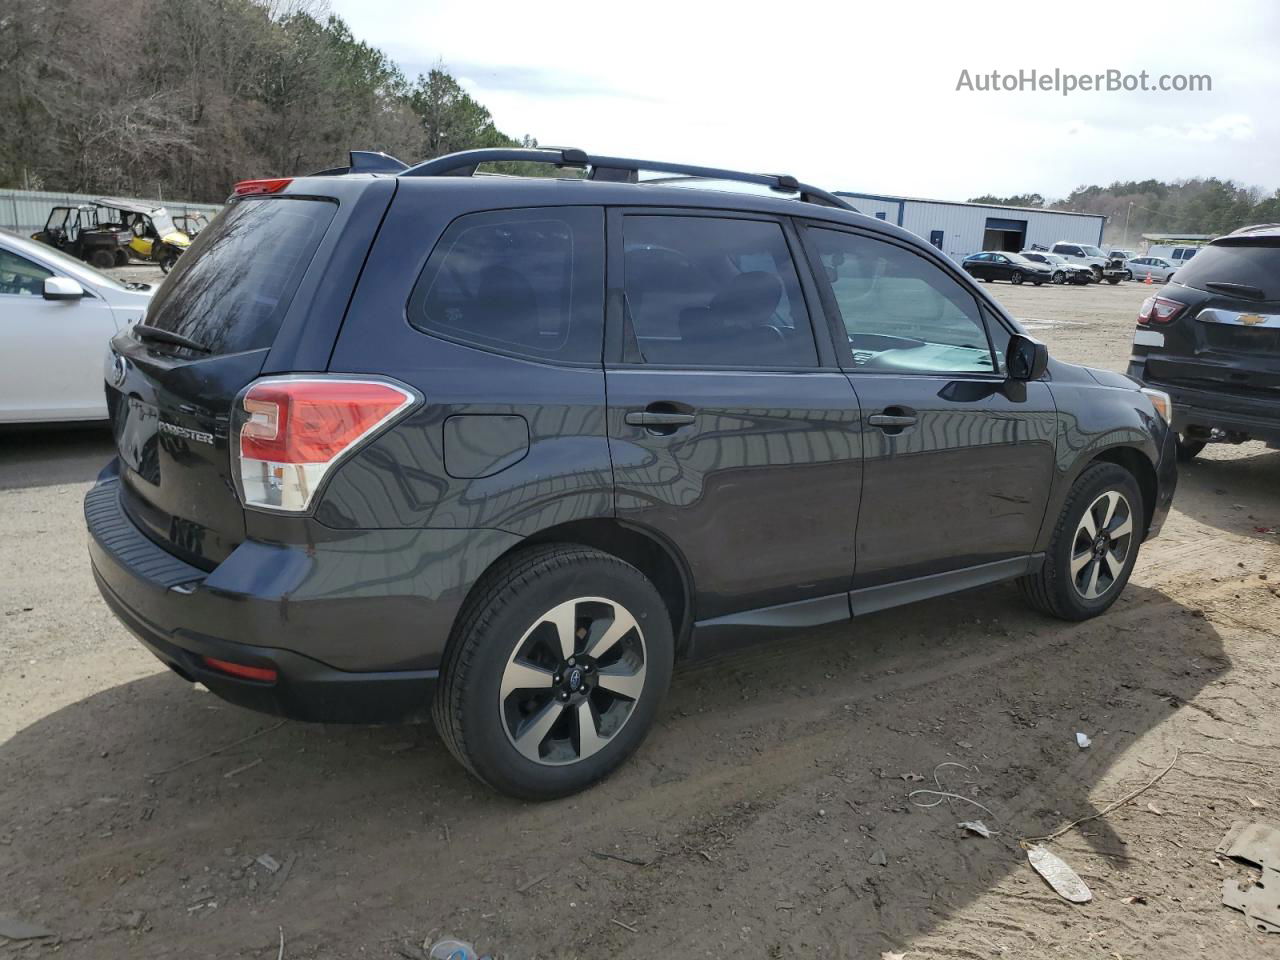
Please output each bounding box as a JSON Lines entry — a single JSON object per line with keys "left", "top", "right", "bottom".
{"left": 328, "top": 0, "right": 1279, "bottom": 204}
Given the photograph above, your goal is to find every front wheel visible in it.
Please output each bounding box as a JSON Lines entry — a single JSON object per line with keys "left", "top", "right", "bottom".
{"left": 1010, "top": 271, "right": 1024, "bottom": 285}
{"left": 1052, "top": 271, "right": 1065, "bottom": 284}
{"left": 1107, "top": 276, "right": 1122, "bottom": 285}
{"left": 1018, "top": 463, "right": 1143, "bottom": 621}
{"left": 433, "top": 544, "right": 674, "bottom": 800}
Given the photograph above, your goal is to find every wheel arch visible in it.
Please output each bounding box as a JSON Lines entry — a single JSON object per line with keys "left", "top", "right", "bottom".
{"left": 1089, "top": 445, "right": 1158, "bottom": 537}
{"left": 495, "top": 519, "right": 695, "bottom": 655}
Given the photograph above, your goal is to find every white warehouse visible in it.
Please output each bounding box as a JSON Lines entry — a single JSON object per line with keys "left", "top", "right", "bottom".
{"left": 835, "top": 191, "right": 1107, "bottom": 263}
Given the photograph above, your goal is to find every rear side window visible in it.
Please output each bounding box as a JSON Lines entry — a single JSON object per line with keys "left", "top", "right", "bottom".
{"left": 622, "top": 215, "right": 818, "bottom": 367}
{"left": 1174, "top": 243, "right": 1280, "bottom": 300}
{"left": 145, "top": 198, "right": 336, "bottom": 355}
{"left": 409, "top": 207, "right": 604, "bottom": 364}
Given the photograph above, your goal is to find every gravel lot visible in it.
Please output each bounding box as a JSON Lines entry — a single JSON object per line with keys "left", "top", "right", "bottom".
{"left": 2, "top": 278, "right": 1279, "bottom": 959}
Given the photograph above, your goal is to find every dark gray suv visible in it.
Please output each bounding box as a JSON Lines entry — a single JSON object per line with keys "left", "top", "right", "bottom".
{"left": 86, "top": 148, "right": 1177, "bottom": 799}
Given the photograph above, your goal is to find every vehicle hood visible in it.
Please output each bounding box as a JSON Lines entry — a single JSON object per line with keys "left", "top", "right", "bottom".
{"left": 1085, "top": 365, "right": 1140, "bottom": 390}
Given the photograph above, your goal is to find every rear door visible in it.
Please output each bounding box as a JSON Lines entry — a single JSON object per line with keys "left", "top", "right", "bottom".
{"left": 605, "top": 209, "right": 861, "bottom": 621}
{"left": 106, "top": 179, "right": 392, "bottom": 568}
{"left": 0, "top": 244, "right": 120, "bottom": 421}
{"left": 799, "top": 223, "right": 1057, "bottom": 596}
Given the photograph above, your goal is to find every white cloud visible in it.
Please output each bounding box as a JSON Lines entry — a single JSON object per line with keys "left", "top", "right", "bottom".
{"left": 330, "top": 0, "right": 1280, "bottom": 200}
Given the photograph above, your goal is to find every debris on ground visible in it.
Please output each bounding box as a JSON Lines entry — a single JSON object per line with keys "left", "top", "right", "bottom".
{"left": 958, "top": 820, "right": 996, "bottom": 838}
{"left": 256, "top": 853, "right": 282, "bottom": 873}
{"left": 1217, "top": 821, "right": 1280, "bottom": 933}
{"left": 868, "top": 849, "right": 888, "bottom": 866}
{"left": 427, "top": 938, "right": 481, "bottom": 959}
{"left": 0, "top": 913, "right": 53, "bottom": 940}
{"left": 1122, "top": 895, "right": 1148, "bottom": 905}
{"left": 1027, "top": 846, "right": 1092, "bottom": 903}
{"left": 1076, "top": 732, "right": 1092, "bottom": 749}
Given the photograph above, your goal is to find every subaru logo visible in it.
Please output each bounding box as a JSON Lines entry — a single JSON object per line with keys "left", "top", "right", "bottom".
{"left": 111, "top": 354, "right": 129, "bottom": 387}
{"left": 567, "top": 667, "right": 583, "bottom": 692}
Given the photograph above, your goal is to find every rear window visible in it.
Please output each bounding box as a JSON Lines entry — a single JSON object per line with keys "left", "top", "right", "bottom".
{"left": 1174, "top": 242, "right": 1280, "bottom": 301}
{"left": 143, "top": 197, "right": 336, "bottom": 355}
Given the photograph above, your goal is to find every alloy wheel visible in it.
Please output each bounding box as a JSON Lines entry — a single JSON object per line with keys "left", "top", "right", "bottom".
{"left": 499, "top": 597, "right": 647, "bottom": 766}
{"left": 1070, "top": 490, "right": 1134, "bottom": 600}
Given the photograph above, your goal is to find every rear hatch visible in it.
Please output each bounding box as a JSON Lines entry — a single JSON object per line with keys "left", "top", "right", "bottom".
{"left": 106, "top": 179, "right": 390, "bottom": 569}
{"left": 1143, "top": 236, "right": 1280, "bottom": 402}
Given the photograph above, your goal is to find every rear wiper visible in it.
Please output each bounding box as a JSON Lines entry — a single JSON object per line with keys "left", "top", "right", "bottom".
{"left": 133, "top": 324, "right": 211, "bottom": 353}
{"left": 1204, "top": 281, "right": 1267, "bottom": 301}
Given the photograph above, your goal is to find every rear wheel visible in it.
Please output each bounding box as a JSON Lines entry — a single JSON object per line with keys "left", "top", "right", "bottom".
{"left": 1176, "top": 435, "right": 1206, "bottom": 462}
{"left": 1018, "top": 463, "right": 1142, "bottom": 621}
{"left": 1010, "top": 271, "right": 1024, "bottom": 285}
{"left": 433, "top": 544, "right": 674, "bottom": 800}
{"left": 1107, "top": 276, "right": 1122, "bottom": 285}
{"left": 89, "top": 248, "right": 115, "bottom": 269}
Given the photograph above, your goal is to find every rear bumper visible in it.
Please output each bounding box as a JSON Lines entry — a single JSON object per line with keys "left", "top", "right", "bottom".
{"left": 1130, "top": 366, "right": 1280, "bottom": 444}
{"left": 85, "top": 472, "right": 520, "bottom": 723}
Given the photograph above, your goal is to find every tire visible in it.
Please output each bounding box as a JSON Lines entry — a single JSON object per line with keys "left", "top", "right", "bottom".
{"left": 1010, "top": 271, "right": 1024, "bottom": 285}
{"left": 1176, "top": 435, "right": 1206, "bottom": 462}
{"left": 89, "top": 248, "right": 115, "bottom": 269}
{"left": 1091, "top": 265, "right": 1104, "bottom": 282}
{"left": 113, "top": 249, "right": 129, "bottom": 267}
{"left": 1124, "top": 271, "right": 1133, "bottom": 281}
{"left": 1107, "top": 276, "right": 1122, "bottom": 285}
{"left": 1052, "top": 271, "right": 1065, "bottom": 284}
{"left": 1018, "top": 463, "right": 1143, "bottom": 621}
{"left": 432, "top": 543, "right": 675, "bottom": 800}
{"left": 158, "top": 249, "right": 179, "bottom": 274}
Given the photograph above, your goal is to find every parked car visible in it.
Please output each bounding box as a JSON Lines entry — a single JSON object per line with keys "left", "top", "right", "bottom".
{"left": 30, "top": 204, "right": 131, "bottom": 269}
{"left": 1147, "top": 243, "right": 1204, "bottom": 266}
{"left": 1108, "top": 248, "right": 1138, "bottom": 262}
{"left": 961, "top": 251, "right": 1054, "bottom": 285}
{"left": 0, "top": 230, "right": 152, "bottom": 424}
{"left": 1129, "top": 223, "right": 1280, "bottom": 461}
{"left": 1049, "top": 242, "right": 1129, "bottom": 283}
{"left": 1019, "top": 251, "right": 1092, "bottom": 285}
{"left": 1126, "top": 256, "right": 1178, "bottom": 283}
{"left": 85, "top": 148, "right": 1177, "bottom": 800}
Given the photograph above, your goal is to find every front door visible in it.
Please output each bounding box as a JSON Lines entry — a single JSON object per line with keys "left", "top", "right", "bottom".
{"left": 605, "top": 210, "right": 862, "bottom": 622}
{"left": 0, "top": 246, "right": 119, "bottom": 421}
{"left": 800, "top": 223, "right": 1058, "bottom": 595}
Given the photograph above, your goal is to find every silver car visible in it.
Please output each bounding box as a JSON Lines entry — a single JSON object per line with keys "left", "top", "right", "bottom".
{"left": 1126, "top": 256, "right": 1178, "bottom": 283}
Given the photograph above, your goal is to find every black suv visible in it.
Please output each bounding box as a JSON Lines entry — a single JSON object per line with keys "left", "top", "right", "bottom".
{"left": 1128, "top": 224, "right": 1280, "bottom": 461}
{"left": 86, "top": 148, "right": 1177, "bottom": 799}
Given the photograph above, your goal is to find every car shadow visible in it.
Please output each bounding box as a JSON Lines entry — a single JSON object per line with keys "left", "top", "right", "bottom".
{"left": 0, "top": 425, "right": 113, "bottom": 490}
{"left": 0, "top": 582, "right": 1227, "bottom": 957}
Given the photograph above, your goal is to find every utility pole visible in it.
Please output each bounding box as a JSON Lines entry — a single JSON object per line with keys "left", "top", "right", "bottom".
{"left": 1122, "top": 201, "right": 1133, "bottom": 249}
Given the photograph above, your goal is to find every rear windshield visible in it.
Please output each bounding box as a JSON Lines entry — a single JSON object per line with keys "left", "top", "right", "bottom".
{"left": 143, "top": 197, "right": 336, "bottom": 355}
{"left": 1174, "top": 242, "right": 1280, "bottom": 301}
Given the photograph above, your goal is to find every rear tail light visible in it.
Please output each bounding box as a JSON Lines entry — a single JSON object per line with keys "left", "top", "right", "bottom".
{"left": 1138, "top": 295, "right": 1187, "bottom": 326}
{"left": 233, "top": 178, "right": 293, "bottom": 196}
{"left": 233, "top": 377, "right": 417, "bottom": 512}
{"left": 202, "top": 656, "right": 278, "bottom": 684}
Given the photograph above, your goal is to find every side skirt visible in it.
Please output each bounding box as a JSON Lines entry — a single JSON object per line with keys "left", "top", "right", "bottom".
{"left": 686, "top": 555, "right": 1043, "bottom": 659}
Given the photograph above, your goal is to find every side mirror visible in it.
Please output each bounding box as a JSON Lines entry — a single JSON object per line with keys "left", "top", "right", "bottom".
{"left": 43, "top": 276, "right": 85, "bottom": 301}
{"left": 1007, "top": 333, "right": 1049, "bottom": 381}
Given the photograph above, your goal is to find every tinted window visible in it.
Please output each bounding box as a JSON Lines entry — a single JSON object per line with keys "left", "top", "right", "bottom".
{"left": 1174, "top": 242, "right": 1280, "bottom": 300}
{"left": 809, "top": 229, "right": 996, "bottom": 375}
{"left": 410, "top": 207, "right": 603, "bottom": 364}
{"left": 0, "top": 249, "right": 53, "bottom": 296}
{"left": 145, "top": 198, "right": 335, "bottom": 355}
{"left": 622, "top": 216, "right": 817, "bottom": 367}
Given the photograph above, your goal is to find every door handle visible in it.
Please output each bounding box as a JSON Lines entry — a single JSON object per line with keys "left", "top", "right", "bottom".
{"left": 867, "top": 414, "right": 917, "bottom": 428}
{"left": 625, "top": 411, "right": 696, "bottom": 428}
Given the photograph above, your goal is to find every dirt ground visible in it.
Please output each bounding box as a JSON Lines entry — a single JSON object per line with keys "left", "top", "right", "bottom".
{"left": 3, "top": 277, "right": 1279, "bottom": 959}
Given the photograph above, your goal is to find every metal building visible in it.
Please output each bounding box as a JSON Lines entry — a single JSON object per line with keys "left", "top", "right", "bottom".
{"left": 835, "top": 192, "right": 1107, "bottom": 264}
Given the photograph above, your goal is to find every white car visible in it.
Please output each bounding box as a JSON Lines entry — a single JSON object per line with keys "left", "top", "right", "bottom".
{"left": 1, "top": 229, "right": 153, "bottom": 423}
{"left": 1125, "top": 255, "right": 1179, "bottom": 283}
{"left": 1019, "top": 251, "right": 1094, "bottom": 284}
{"left": 1049, "top": 241, "right": 1129, "bottom": 283}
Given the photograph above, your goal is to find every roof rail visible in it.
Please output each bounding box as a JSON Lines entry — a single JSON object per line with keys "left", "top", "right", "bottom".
{"left": 396, "top": 147, "right": 856, "bottom": 212}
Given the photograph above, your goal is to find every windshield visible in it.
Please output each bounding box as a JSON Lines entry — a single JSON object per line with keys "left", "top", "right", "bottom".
{"left": 150, "top": 210, "right": 177, "bottom": 235}
{"left": 1080, "top": 245, "right": 1104, "bottom": 257}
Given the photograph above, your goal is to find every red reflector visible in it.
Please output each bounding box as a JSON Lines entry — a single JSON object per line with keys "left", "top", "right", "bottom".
{"left": 233, "top": 178, "right": 293, "bottom": 196}
{"left": 1138, "top": 295, "right": 1186, "bottom": 326}
{"left": 202, "top": 656, "right": 278, "bottom": 684}
{"left": 239, "top": 380, "right": 413, "bottom": 464}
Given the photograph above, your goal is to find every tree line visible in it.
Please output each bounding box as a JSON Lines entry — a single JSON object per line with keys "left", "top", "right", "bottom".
{"left": 0, "top": 0, "right": 541, "bottom": 203}
{"left": 971, "top": 178, "right": 1280, "bottom": 242}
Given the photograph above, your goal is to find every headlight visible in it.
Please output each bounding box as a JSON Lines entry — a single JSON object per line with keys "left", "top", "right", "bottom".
{"left": 1140, "top": 387, "right": 1172, "bottom": 425}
